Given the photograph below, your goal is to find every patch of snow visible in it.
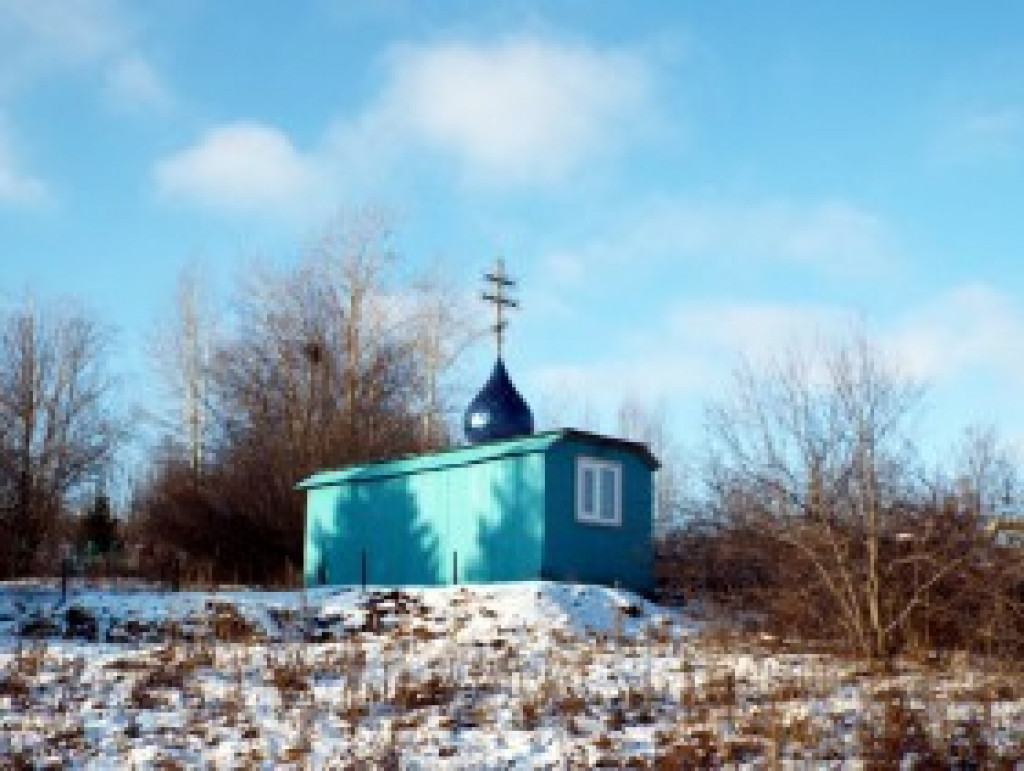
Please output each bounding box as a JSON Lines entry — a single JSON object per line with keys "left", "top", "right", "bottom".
{"left": 0, "top": 580, "right": 1019, "bottom": 766}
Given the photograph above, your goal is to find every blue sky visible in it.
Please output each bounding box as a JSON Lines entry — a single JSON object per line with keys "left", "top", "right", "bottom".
{"left": 2, "top": 1, "right": 1024, "bottom": 459}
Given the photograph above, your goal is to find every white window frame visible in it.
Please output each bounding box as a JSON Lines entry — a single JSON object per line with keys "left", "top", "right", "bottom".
{"left": 575, "top": 456, "right": 622, "bottom": 526}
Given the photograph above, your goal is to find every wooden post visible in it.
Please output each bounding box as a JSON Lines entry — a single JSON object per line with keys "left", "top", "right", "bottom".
{"left": 60, "top": 557, "right": 68, "bottom": 605}
{"left": 453, "top": 551, "right": 458, "bottom": 585}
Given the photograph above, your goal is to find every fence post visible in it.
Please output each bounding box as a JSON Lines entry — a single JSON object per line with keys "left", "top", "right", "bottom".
{"left": 453, "top": 551, "right": 458, "bottom": 585}
{"left": 60, "top": 557, "right": 69, "bottom": 604}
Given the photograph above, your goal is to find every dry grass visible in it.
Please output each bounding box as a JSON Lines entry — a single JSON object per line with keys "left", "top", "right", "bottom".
{"left": 1, "top": 590, "right": 1022, "bottom": 767}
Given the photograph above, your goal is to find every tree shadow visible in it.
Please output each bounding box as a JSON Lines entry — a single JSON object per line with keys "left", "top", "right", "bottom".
{"left": 303, "top": 444, "right": 654, "bottom": 592}
{"left": 470, "top": 457, "right": 544, "bottom": 583}
{"left": 305, "top": 474, "right": 440, "bottom": 587}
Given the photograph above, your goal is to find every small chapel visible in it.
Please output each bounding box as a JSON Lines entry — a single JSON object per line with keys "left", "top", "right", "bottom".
{"left": 299, "top": 260, "right": 658, "bottom": 593}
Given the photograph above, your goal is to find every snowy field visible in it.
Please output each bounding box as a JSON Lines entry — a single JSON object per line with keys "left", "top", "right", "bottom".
{"left": 1, "top": 581, "right": 1022, "bottom": 768}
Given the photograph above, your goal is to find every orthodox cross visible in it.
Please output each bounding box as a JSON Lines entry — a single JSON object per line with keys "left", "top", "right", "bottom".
{"left": 482, "top": 257, "right": 518, "bottom": 358}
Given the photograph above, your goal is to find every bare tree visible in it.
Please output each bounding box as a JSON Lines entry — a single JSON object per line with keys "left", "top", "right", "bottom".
{"left": 697, "top": 333, "right": 1024, "bottom": 659}
{"left": 951, "top": 423, "right": 1019, "bottom": 517}
{"left": 616, "top": 398, "right": 688, "bottom": 530}
{"left": 659, "top": 335, "right": 1019, "bottom": 655}
{"left": 135, "top": 210, "right": 472, "bottom": 584}
{"left": 221, "top": 209, "right": 428, "bottom": 467}
{"left": 0, "top": 297, "right": 124, "bottom": 576}
{"left": 305, "top": 208, "right": 399, "bottom": 454}
{"left": 409, "top": 263, "right": 481, "bottom": 448}
{"left": 703, "top": 334, "right": 921, "bottom": 658}
{"left": 148, "top": 265, "right": 217, "bottom": 478}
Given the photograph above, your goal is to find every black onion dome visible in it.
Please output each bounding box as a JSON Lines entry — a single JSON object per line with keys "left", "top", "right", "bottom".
{"left": 464, "top": 357, "right": 534, "bottom": 444}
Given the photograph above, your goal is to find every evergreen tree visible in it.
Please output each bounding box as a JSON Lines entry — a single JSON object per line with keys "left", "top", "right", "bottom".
{"left": 79, "top": 492, "right": 118, "bottom": 556}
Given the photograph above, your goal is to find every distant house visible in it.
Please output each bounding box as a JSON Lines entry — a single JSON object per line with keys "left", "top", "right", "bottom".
{"left": 297, "top": 261, "right": 659, "bottom": 595}
{"left": 299, "top": 427, "right": 658, "bottom": 594}
{"left": 986, "top": 514, "right": 1024, "bottom": 548}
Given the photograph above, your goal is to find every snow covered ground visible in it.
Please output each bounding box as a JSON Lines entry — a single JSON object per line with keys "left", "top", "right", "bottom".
{"left": 1, "top": 580, "right": 1022, "bottom": 768}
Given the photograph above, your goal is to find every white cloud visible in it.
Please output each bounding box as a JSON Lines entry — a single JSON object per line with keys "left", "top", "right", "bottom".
{"left": 0, "top": 1, "right": 175, "bottom": 115}
{"left": 670, "top": 301, "right": 857, "bottom": 360}
{"left": 523, "top": 195, "right": 895, "bottom": 417}
{"left": 154, "top": 34, "right": 658, "bottom": 216}
{"left": 529, "top": 355, "right": 714, "bottom": 418}
{"left": 529, "top": 284, "right": 1024, "bottom": 431}
{"left": 0, "top": 0, "right": 121, "bottom": 63}
{"left": 154, "top": 123, "right": 319, "bottom": 214}
{"left": 105, "top": 54, "right": 173, "bottom": 113}
{"left": 0, "top": 120, "right": 47, "bottom": 206}
{"left": 527, "top": 302, "right": 846, "bottom": 413}
{"left": 885, "top": 283, "right": 1024, "bottom": 384}
{"left": 930, "top": 106, "right": 1024, "bottom": 168}
{"left": 532, "top": 197, "right": 895, "bottom": 288}
{"left": 0, "top": 0, "right": 124, "bottom": 92}
{"left": 371, "top": 36, "right": 654, "bottom": 185}
{"left": 0, "top": 2, "right": 163, "bottom": 205}
{"left": 627, "top": 198, "right": 893, "bottom": 273}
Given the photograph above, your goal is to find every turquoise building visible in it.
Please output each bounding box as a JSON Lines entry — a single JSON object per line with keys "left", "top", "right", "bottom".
{"left": 299, "top": 426, "right": 658, "bottom": 593}
{"left": 298, "top": 260, "right": 659, "bottom": 594}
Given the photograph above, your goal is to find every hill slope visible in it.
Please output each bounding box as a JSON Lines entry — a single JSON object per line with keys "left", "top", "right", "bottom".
{"left": 1, "top": 581, "right": 1021, "bottom": 767}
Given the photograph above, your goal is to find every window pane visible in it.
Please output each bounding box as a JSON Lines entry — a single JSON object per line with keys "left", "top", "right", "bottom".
{"left": 582, "top": 467, "right": 595, "bottom": 515}
{"left": 600, "top": 468, "right": 616, "bottom": 520}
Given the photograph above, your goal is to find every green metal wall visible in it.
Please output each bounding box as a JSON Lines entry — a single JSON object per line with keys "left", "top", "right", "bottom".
{"left": 304, "top": 451, "right": 546, "bottom": 587}
{"left": 541, "top": 439, "right": 654, "bottom": 593}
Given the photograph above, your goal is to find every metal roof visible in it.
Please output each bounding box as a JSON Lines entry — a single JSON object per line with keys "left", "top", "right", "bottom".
{"left": 296, "top": 428, "right": 659, "bottom": 490}
{"left": 463, "top": 357, "right": 534, "bottom": 444}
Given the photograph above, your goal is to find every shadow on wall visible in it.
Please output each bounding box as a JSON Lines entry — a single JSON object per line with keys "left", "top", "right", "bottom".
{"left": 308, "top": 476, "right": 441, "bottom": 587}
{"left": 471, "top": 461, "right": 543, "bottom": 583}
